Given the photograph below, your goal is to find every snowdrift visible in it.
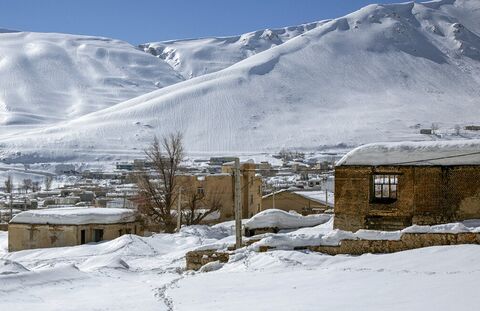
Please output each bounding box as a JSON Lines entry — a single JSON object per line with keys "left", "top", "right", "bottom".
{"left": 244, "top": 209, "right": 332, "bottom": 230}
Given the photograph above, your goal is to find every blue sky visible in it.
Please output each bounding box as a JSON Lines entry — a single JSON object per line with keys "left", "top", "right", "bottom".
{"left": 1, "top": 0, "right": 401, "bottom": 44}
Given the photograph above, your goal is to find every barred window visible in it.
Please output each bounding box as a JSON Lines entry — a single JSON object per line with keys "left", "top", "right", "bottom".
{"left": 372, "top": 174, "right": 398, "bottom": 203}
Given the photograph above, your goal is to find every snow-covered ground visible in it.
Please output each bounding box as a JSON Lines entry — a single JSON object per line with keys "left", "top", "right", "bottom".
{"left": 1, "top": 217, "right": 480, "bottom": 310}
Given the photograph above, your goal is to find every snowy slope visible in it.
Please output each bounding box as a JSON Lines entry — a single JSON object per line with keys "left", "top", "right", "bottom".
{"left": 0, "top": 31, "right": 183, "bottom": 125}
{"left": 1, "top": 222, "right": 480, "bottom": 310}
{"left": 2, "top": 0, "right": 480, "bottom": 160}
{"left": 140, "top": 21, "right": 327, "bottom": 79}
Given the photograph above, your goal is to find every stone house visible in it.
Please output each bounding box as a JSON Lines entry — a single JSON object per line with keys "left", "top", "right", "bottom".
{"left": 334, "top": 140, "right": 480, "bottom": 231}
{"left": 262, "top": 190, "right": 334, "bottom": 215}
{"left": 176, "top": 162, "right": 262, "bottom": 222}
{"left": 8, "top": 207, "right": 141, "bottom": 251}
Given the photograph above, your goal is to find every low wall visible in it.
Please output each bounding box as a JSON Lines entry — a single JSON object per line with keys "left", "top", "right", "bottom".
{"left": 187, "top": 232, "right": 480, "bottom": 270}
{"left": 185, "top": 250, "right": 230, "bottom": 271}
{"left": 300, "top": 232, "right": 480, "bottom": 255}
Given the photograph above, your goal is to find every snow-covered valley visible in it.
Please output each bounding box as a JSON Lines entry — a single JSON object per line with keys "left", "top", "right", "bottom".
{"left": 1, "top": 222, "right": 480, "bottom": 311}
{"left": 2, "top": 1, "right": 480, "bottom": 310}
{"left": 0, "top": 0, "right": 480, "bottom": 162}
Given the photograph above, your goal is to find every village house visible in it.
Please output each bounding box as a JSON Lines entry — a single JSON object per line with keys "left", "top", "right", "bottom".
{"left": 334, "top": 140, "right": 480, "bottom": 231}
{"left": 262, "top": 189, "right": 334, "bottom": 215}
{"left": 176, "top": 162, "right": 263, "bottom": 222}
{"left": 8, "top": 207, "right": 141, "bottom": 251}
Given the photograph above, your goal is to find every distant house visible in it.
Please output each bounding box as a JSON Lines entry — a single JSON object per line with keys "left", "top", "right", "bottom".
{"left": 8, "top": 207, "right": 141, "bottom": 251}
{"left": 175, "top": 162, "right": 263, "bottom": 222}
{"left": 334, "top": 140, "right": 480, "bottom": 231}
{"left": 465, "top": 125, "right": 480, "bottom": 131}
{"left": 55, "top": 164, "right": 77, "bottom": 175}
{"left": 262, "top": 190, "right": 334, "bottom": 215}
{"left": 209, "top": 157, "right": 238, "bottom": 166}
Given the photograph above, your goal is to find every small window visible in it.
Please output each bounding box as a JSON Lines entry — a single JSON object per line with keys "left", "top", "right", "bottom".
{"left": 372, "top": 174, "right": 398, "bottom": 203}
{"left": 250, "top": 194, "right": 254, "bottom": 204}
{"left": 197, "top": 187, "right": 205, "bottom": 195}
{"left": 126, "top": 228, "right": 132, "bottom": 234}
{"left": 93, "top": 229, "right": 104, "bottom": 242}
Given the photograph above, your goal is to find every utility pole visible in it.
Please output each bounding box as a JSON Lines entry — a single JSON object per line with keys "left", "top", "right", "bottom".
{"left": 234, "top": 158, "right": 242, "bottom": 249}
{"left": 9, "top": 193, "right": 12, "bottom": 221}
{"left": 272, "top": 183, "right": 276, "bottom": 209}
{"left": 176, "top": 187, "right": 182, "bottom": 232}
{"left": 325, "top": 176, "right": 328, "bottom": 208}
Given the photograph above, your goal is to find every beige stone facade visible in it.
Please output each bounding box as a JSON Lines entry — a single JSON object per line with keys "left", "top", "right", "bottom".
{"left": 8, "top": 221, "right": 140, "bottom": 252}
{"left": 334, "top": 165, "right": 480, "bottom": 231}
{"left": 176, "top": 163, "right": 262, "bottom": 222}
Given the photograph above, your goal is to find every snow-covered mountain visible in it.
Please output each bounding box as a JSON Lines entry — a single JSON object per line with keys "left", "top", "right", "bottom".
{"left": 1, "top": 0, "right": 480, "bottom": 161}
{"left": 139, "top": 21, "right": 327, "bottom": 79}
{"left": 0, "top": 31, "right": 183, "bottom": 125}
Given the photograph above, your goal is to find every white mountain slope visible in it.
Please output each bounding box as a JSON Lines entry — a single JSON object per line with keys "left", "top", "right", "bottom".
{"left": 1, "top": 0, "right": 480, "bottom": 161}
{"left": 140, "top": 21, "right": 327, "bottom": 79}
{"left": 0, "top": 31, "right": 183, "bottom": 125}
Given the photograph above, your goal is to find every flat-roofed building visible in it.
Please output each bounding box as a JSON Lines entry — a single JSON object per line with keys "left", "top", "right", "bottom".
{"left": 334, "top": 140, "right": 480, "bottom": 231}
{"left": 8, "top": 207, "right": 141, "bottom": 251}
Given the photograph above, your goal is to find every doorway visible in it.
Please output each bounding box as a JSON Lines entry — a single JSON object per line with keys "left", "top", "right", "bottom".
{"left": 80, "top": 230, "right": 86, "bottom": 244}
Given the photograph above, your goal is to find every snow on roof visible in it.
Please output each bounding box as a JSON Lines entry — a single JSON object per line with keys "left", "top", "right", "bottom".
{"left": 293, "top": 191, "right": 334, "bottom": 208}
{"left": 262, "top": 190, "right": 334, "bottom": 208}
{"left": 10, "top": 207, "right": 136, "bottom": 225}
{"left": 244, "top": 209, "right": 331, "bottom": 230}
{"left": 261, "top": 189, "right": 289, "bottom": 199}
{"left": 337, "top": 140, "right": 480, "bottom": 166}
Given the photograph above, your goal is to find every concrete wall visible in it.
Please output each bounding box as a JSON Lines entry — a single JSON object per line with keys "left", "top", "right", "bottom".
{"left": 334, "top": 165, "right": 480, "bottom": 231}
{"left": 8, "top": 222, "right": 140, "bottom": 252}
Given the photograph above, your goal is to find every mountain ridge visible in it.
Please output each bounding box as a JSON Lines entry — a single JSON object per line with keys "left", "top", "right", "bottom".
{"left": 1, "top": 0, "right": 480, "bottom": 162}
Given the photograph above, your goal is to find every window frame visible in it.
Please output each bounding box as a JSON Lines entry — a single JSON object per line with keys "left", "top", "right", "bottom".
{"left": 371, "top": 174, "right": 398, "bottom": 204}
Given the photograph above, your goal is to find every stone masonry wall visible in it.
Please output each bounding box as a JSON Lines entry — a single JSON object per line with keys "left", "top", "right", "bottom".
{"left": 185, "top": 249, "right": 230, "bottom": 271}
{"left": 302, "top": 232, "right": 480, "bottom": 255}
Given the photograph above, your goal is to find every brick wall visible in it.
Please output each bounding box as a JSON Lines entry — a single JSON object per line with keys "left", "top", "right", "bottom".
{"left": 334, "top": 165, "right": 480, "bottom": 231}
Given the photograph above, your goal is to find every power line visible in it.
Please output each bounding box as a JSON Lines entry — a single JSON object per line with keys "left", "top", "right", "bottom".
{"left": 387, "top": 150, "right": 480, "bottom": 166}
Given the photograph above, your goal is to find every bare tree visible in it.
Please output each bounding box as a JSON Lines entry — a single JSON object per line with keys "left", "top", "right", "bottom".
{"left": 22, "top": 179, "right": 33, "bottom": 194}
{"left": 32, "top": 181, "right": 41, "bottom": 192}
{"left": 44, "top": 176, "right": 53, "bottom": 191}
{"left": 135, "top": 132, "right": 184, "bottom": 233}
{"left": 5, "top": 176, "right": 13, "bottom": 221}
{"left": 4, "top": 175, "right": 13, "bottom": 194}
{"left": 180, "top": 186, "right": 223, "bottom": 226}
{"left": 454, "top": 124, "right": 461, "bottom": 136}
